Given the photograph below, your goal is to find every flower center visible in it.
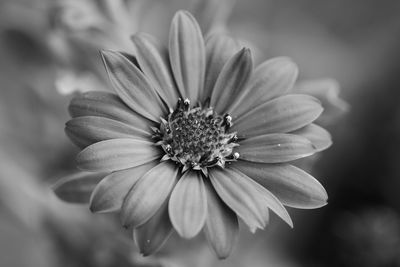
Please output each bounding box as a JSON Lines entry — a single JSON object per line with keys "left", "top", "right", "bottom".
{"left": 154, "top": 98, "right": 239, "bottom": 175}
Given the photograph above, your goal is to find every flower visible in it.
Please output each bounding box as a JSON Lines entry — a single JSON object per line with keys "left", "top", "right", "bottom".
{"left": 58, "top": 10, "right": 330, "bottom": 259}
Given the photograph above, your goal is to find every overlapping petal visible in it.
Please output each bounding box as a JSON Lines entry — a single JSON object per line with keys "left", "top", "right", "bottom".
{"left": 169, "top": 171, "right": 207, "bottom": 239}
{"left": 237, "top": 133, "right": 317, "bottom": 163}
{"left": 169, "top": 10, "right": 205, "bottom": 102}
{"left": 101, "top": 50, "right": 167, "bottom": 121}
{"left": 210, "top": 48, "right": 252, "bottom": 114}
{"left": 203, "top": 34, "right": 242, "bottom": 101}
{"left": 65, "top": 116, "right": 150, "bottom": 148}
{"left": 232, "top": 94, "right": 323, "bottom": 137}
{"left": 121, "top": 161, "right": 178, "bottom": 227}
{"left": 291, "top": 123, "right": 332, "bottom": 152}
{"left": 69, "top": 91, "right": 152, "bottom": 129}
{"left": 131, "top": 33, "right": 179, "bottom": 108}
{"left": 76, "top": 138, "right": 161, "bottom": 172}
{"left": 209, "top": 167, "right": 292, "bottom": 232}
{"left": 204, "top": 181, "right": 238, "bottom": 259}
{"left": 134, "top": 202, "right": 173, "bottom": 256}
{"left": 232, "top": 161, "right": 328, "bottom": 209}
{"left": 53, "top": 172, "right": 106, "bottom": 204}
{"left": 228, "top": 57, "right": 298, "bottom": 115}
{"left": 89, "top": 161, "right": 158, "bottom": 213}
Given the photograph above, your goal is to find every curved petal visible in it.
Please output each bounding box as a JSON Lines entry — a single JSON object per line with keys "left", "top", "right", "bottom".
{"left": 237, "top": 133, "right": 316, "bottom": 163}
{"left": 131, "top": 33, "right": 179, "bottom": 108}
{"left": 232, "top": 94, "right": 323, "bottom": 137}
{"left": 169, "top": 10, "right": 205, "bottom": 103}
{"left": 121, "top": 161, "right": 179, "bottom": 227}
{"left": 65, "top": 116, "right": 150, "bottom": 148}
{"left": 210, "top": 48, "right": 253, "bottom": 114}
{"left": 89, "top": 161, "right": 158, "bottom": 213}
{"left": 169, "top": 171, "right": 207, "bottom": 239}
{"left": 229, "top": 57, "right": 298, "bottom": 116}
{"left": 101, "top": 50, "right": 167, "bottom": 121}
{"left": 203, "top": 180, "right": 238, "bottom": 259}
{"left": 294, "top": 79, "right": 349, "bottom": 125}
{"left": 69, "top": 91, "right": 153, "bottom": 129}
{"left": 76, "top": 138, "right": 161, "bottom": 172}
{"left": 202, "top": 34, "right": 242, "bottom": 101}
{"left": 232, "top": 160, "right": 328, "bottom": 209}
{"left": 209, "top": 167, "right": 293, "bottom": 231}
{"left": 291, "top": 123, "right": 332, "bottom": 152}
{"left": 134, "top": 202, "right": 173, "bottom": 256}
{"left": 52, "top": 172, "right": 106, "bottom": 204}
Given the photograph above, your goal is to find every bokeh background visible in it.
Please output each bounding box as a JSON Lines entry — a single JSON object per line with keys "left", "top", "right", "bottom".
{"left": 1, "top": 0, "right": 400, "bottom": 266}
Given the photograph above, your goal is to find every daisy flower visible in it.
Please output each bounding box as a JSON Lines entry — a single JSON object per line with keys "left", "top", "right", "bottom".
{"left": 57, "top": 10, "right": 330, "bottom": 258}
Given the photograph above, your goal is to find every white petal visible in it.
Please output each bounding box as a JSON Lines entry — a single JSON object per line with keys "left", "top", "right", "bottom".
{"left": 76, "top": 138, "right": 160, "bottom": 172}
{"left": 169, "top": 171, "right": 207, "bottom": 239}
{"left": 169, "top": 11, "right": 205, "bottom": 103}
{"left": 121, "top": 162, "right": 178, "bottom": 227}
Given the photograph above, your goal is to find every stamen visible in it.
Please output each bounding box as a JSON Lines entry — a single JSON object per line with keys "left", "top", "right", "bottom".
{"left": 190, "top": 162, "right": 198, "bottom": 168}
{"left": 223, "top": 114, "right": 232, "bottom": 130}
{"left": 165, "top": 144, "right": 172, "bottom": 153}
{"left": 183, "top": 98, "right": 190, "bottom": 111}
{"left": 228, "top": 134, "right": 238, "bottom": 143}
{"left": 225, "top": 152, "right": 240, "bottom": 161}
{"left": 158, "top": 99, "right": 239, "bottom": 173}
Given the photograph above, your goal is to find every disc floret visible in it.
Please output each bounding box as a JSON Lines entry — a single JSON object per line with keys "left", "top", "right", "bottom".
{"left": 154, "top": 98, "right": 239, "bottom": 175}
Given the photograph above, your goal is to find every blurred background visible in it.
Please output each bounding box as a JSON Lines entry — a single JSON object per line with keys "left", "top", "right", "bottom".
{"left": 1, "top": 0, "right": 400, "bottom": 266}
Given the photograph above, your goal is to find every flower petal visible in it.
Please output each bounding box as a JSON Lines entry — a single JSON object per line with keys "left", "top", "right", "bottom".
{"left": 237, "top": 133, "right": 317, "bottom": 163}
{"left": 291, "top": 123, "right": 332, "bottom": 152}
{"left": 209, "top": 167, "right": 293, "bottom": 231}
{"left": 294, "top": 79, "right": 349, "bottom": 125}
{"left": 65, "top": 116, "right": 150, "bottom": 148}
{"left": 101, "top": 50, "right": 166, "bottom": 121}
{"left": 131, "top": 33, "right": 179, "bottom": 108}
{"left": 76, "top": 138, "right": 161, "bottom": 172}
{"left": 229, "top": 57, "right": 298, "bottom": 116}
{"left": 89, "top": 161, "right": 158, "bottom": 213}
{"left": 169, "top": 171, "right": 207, "bottom": 239}
{"left": 232, "top": 160, "right": 328, "bottom": 209}
{"left": 232, "top": 94, "right": 323, "bottom": 137}
{"left": 121, "top": 161, "right": 178, "bottom": 227}
{"left": 202, "top": 34, "right": 242, "bottom": 101}
{"left": 203, "top": 180, "right": 238, "bottom": 259}
{"left": 134, "top": 202, "right": 173, "bottom": 256}
{"left": 52, "top": 172, "right": 106, "bottom": 204}
{"left": 169, "top": 10, "right": 205, "bottom": 102}
{"left": 210, "top": 48, "right": 253, "bottom": 114}
{"left": 68, "top": 91, "right": 153, "bottom": 129}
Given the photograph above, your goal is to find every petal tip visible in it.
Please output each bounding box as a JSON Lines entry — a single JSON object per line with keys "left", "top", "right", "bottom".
{"left": 175, "top": 9, "right": 194, "bottom": 18}
{"left": 99, "top": 49, "right": 116, "bottom": 60}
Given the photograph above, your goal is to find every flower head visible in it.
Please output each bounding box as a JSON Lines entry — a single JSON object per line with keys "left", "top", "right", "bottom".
{"left": 60, "top": 10, "right": 330, "bottom": 258}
